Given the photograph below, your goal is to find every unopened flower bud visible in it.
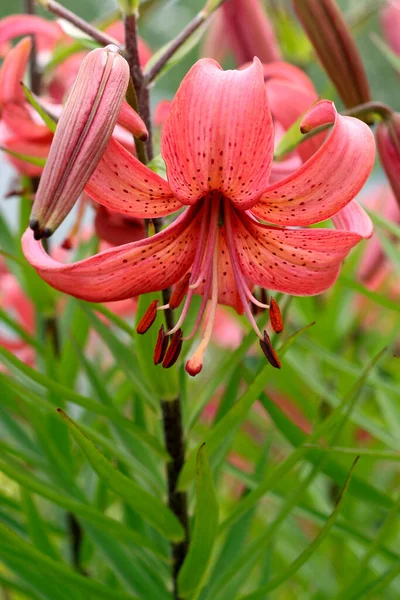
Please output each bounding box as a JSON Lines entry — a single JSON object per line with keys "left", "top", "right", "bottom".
{"left": 293, "top": 0, "right": 371, "bottom": 108}
{"left": 376, "top": 112, "right": 400, "bottom": 209}
{"left": 29, "top": 44, "right": 131, "bottom": 239}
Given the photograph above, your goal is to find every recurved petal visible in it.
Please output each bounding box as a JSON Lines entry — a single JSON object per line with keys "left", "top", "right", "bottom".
{"left": 0, "top": 37, "right": 31, "bottom": 107}
{"left": 332, "top": 199, "right": 373, "bottom": 238}
{"left": 0, "top": 15, "right": 63, "bottom": 51}
{"left": 230, "top": 210, "right": 362, "bottom": 295}
{"left": 85, "top": 137, "right": 181, "bottom": 219}
{"left": 262, "top": 61, "right": 316, "bottom": 94}
{"left": 116, "top": 100, "right": 148, "bottom": 140}
{"left": 161, "top": 58, "right": 274, "bottom": 209}
{"left": 2, "top": 136, "right": 49, "bottom": 176}
{"left": 251, "top": 100, "right": 375, "bottom": 226}
{"left": 2, "top": 103, "right": 51, "bottom": 141}
{"left": 22, "top": 205, "right": 202, "bottom": 302}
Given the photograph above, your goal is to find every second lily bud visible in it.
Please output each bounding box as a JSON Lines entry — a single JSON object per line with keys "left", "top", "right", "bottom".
{"left": 30, "top": 44, "right": 146, "bottom": 239}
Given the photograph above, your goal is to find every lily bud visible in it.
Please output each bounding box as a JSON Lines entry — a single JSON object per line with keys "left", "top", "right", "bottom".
{"left": 293, "top": 0, "right": 371, "bottom": 108}
{"left": 204, "top": 0, "right": 281, "bottom": 65}
{"left": 376, "top": 112, "right": 400, "bottom": 209}
{"left": 29, "top": 44, "right": 131, "bottom": 239}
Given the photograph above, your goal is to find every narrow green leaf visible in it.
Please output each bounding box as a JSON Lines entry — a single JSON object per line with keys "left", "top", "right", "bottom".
{"left": 20, "top": 82, "right": 57, "bottom": 133}
{"left": 371, "top": 33, "right": 400, "bottom": 72}
{"left": 0, "top": 523, "right": 139, "bottom": 600}
{"left": 59, "top": 409, "right": 185, "bottom": 542}
{"left": 0, "top": 348, "right": 163, "bottom": 445}
{"left": 239, "top": 458, "right": 359, "bottom": 599}
{"left": 178, "top": 445, "right": 219, "bottom": 597}
{"left": 0, "top": 456, "right": 167, "bottom": 561}
{"left": 219, "top": 347, "right": 388, "bottom": 531}
{"left": 178, "top": 361, "right": 274, "bottom": 490}
{"left": 80, "top": 305, "right": 157, "bottom": 409}
{"left": 21, "top": 491, "right": 60, "bottom": 560}
{"left": 0, "top": 147, "right": 46, "bottom": 167}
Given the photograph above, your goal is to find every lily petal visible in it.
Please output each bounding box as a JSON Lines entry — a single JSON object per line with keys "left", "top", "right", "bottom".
{"left": 195, "top": 226, "right": 243, "bottom": 311}
{"left": 0, "top": 37, "right": 31, "bottom": 107}
{"left": 262, "top": 61, "right": 317, "bottom": 94}
{"left": 2, "top": 136, "right": 49, "bottom": 176}
{"left": 252, "top": 100, "right": 375, "bottom": 226}
{"left": 0, "top": 15, "right": 63, "bottom": 52}
{"left": 161, "top": 58, "right": 274, "bottom": 209}
{"left": 85, "top": 137, "right": 181, "bottom": 219}
{"left": 116, "top": 100, "right": 148, "bottom": 141}
{"left": 230, "top": 210, "right": 362, "bottom": 295}
{"left": 332, "top": 199, "right": 373, "bottom": 239}
{"left": 22, "top": 205, "right": 202, "bottom": 302}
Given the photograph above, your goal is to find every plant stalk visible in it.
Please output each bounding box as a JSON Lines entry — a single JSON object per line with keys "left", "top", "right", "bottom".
{"left": 161, "top": 399, "right": 189, "bottom": 600}
{"left": 36, "top": 0, "right": 121, "bottom": 47}
{"left": 123, "top": 14, "right": 189, "bottom": 597}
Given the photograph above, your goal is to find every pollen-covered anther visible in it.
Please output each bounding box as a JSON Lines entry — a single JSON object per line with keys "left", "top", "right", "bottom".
{"left": 154, "top": 325, "right": 169, "bottom": 365}
{"left": 136, "top": 300, "right": 159, "bottom": 334}
{"left": 269, "top": 298, "right": 283, "bottom": 333}
{"left": 162, "top": 328, "right": 183, "bottom": 369}
{"left": 260, "top": 330, "right": 281, "bottom": 369}
{"left": 169, "top": 272, "right": 191, "bottom": 310}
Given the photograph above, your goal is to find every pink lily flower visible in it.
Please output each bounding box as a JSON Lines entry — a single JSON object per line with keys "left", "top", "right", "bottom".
{"left": 358, "top": 185, "right": 400, "bottom": 287}
{"left": 203, "top": 0, "right": 281, "bottom": 65}
{"left": 376, "top": 112, "right": 400, "bottom": 209}
{"left": 23, "top": 59, "right": 375, "bottom": 375}
{"left": 380, "top": 1, "right": 400, "bottom": 57}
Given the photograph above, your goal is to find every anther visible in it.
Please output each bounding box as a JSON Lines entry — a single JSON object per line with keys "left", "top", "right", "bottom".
{"left": 260, "top": 330, "right": 281, "bottom": 369}
{"left": 162, "top": 328, "right": 183, "bottom": 369}
{"left": 169, "top": 273, "right": 191, "bottom": 310}
{"left": 136, "top": 300, "right": 159, "bottom": 334}
{"left": 154, "top": 325, "right": 169, "bottom": 365}
{"left": 269, "top": 298, "right": 283, "bottom": 333}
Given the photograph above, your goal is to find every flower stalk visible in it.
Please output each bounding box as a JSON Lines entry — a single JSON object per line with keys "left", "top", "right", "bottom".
{"left": 35, "top": 0, "right": 120, "bottom": 47}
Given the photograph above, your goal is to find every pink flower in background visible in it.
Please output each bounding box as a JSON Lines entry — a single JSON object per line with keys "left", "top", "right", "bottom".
{"left": 380, "top": 0, "right": 400, "bottom": 56}
{"left": 203, "top": 0, "right": 280, "bottom": 65}
{"left": 23, "top": 58, "right": 375, "bottom": 375}
{"left": 358, "top": 186, "right": 400, "bottom": 288}
{"left": 0, "top": 261, "right": 35, "bottom": 366}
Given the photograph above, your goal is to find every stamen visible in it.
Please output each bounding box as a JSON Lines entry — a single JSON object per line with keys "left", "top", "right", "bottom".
{"left": 168, "top": 196, "right": 220, "bottom": 337}
{"left": 223, "top": 198, "right": 263, "bottom": 340}
{"left": 169, "top": 272, "right": 191, "bottom": 309}
{"left": 136, "top": 300, "right": 159, "bottom": 334}
{"left": 162, "top": 329, "right": 183, "bottom": 369}
{"left": 154, "top": 325, "right": 169, "bottom": 365}
{"left": 260, "top": 330, "right": 281, "bottom": 369}
{"left": 186, "top": 232, "right": 219, "bottom": 377}
{"left": 269, "top": 298, "right": 283, "bottom": 333}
